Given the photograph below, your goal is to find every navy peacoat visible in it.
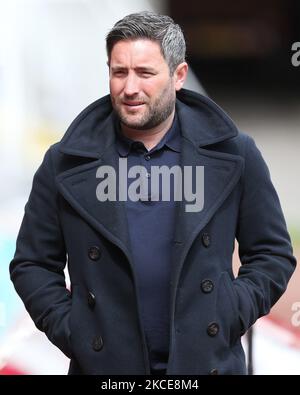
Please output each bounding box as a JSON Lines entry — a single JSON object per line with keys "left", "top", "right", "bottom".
{"left": 10, "top": 89, "right": 296, "bottom": 375}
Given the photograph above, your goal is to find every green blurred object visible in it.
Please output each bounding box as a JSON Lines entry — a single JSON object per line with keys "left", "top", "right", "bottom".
{"left": 289, "top": 226, "right": 300, "bottom": 248}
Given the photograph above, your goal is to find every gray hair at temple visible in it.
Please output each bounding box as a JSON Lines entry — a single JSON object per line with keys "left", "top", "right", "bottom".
{"left": 106, "top": 11, "right": 186, "bottom": 75}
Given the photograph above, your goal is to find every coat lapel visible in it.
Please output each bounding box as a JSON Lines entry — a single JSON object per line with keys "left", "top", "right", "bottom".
{"left": 56, "top": 110, "right": 133, "bottom": 264}
{"left": 171, "top": 138, "right": 243, "bottom": 286}
{"left": 170, "top": 94, "right": 244, "bottom": 291}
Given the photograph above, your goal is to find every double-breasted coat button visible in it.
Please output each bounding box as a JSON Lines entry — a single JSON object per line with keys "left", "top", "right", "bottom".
{"left": 88, "top": 246, "right": 101, "bottom": 261}
{"left": 87, "top": 291, "right": 96, "bottom": 308}
{"left": 209, "top": 368, "right": 219, "bottom": 375}
{"left": 202, "top": 233, "right": 211, "bottom": 248}
{"left": 207, "top": 322, "right": 219, "bottom": 337}
{"left": 201, "top": 279, "right": 214, "bottom": 293}
{"left": 92, "top": 335, "right": 103, "bottom": 351}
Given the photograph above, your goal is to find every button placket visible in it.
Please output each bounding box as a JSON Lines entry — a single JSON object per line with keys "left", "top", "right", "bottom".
{"left": 140, "top": 154, "right": 156, "bottom": 202}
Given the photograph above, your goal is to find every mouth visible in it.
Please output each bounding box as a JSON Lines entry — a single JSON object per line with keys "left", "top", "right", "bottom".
{"left": 122, "top": 101, "right": 145, "bottom": 109}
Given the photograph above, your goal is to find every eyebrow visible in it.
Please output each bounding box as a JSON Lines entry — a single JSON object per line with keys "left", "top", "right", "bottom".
{"left": 111, "top": 66, "right": 127, "bottom": 71}
{"left": 111, "top": 66, "right": 157, "bottom": 73}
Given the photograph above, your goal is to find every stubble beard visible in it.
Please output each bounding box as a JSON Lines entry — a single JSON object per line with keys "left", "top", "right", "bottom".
{"left": 113, "top": 82, "right": 176, "bottom": 131}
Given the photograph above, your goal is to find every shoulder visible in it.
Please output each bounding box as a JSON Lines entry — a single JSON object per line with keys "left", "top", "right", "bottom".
{"left": 206, "top": 130, "right": 255, "bottom": 159}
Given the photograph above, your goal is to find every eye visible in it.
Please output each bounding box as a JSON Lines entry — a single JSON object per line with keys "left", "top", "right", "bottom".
{"left": 113, "top": 70, "right": 126, "bottom": 77}
{"left": 140, "top": 71, "right": 154, "bottom": 78}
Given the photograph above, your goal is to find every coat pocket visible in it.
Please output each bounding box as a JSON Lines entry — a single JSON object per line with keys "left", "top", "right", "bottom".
{"left": 41, "top": 292, "right": 73, "bottom": 359}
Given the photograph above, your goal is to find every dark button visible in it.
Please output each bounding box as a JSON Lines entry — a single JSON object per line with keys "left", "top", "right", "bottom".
{"left": 201, "top": 279, "right": 214, "bottom": 293}
{"left": 202, "top": 233, "right": 211, "bottom": 248}
{"left": 92, "top": 335, "right": 104, "bottom": 351}
{"left": 207, "top": 322, "right": 219, "bottom": 337}
{"left": 209, "top": 368, "right": 219, "bottom": 375}
{"left": 145, "top": 155, "right": 151, "bottom": 161}
{"left": 87, "top": 291, "right": 96, "bottom": 308}
{"left": 88, "top": 246, "right": 101, "bottom": 261}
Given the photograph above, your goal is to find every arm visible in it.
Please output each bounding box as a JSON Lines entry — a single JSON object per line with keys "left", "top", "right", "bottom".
{"left": 235, "top": 135, "right": 297, "bottom": 334}
{"left": 10, "top": 147, "right": 72, "bottom": 358}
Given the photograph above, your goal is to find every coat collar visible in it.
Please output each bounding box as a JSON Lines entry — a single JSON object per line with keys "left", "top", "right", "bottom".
{"left": 59, "top": 88, "right": 238, "bottom": 158}
{"left": 176, "top": 89, "right": 238, "bottom": 146}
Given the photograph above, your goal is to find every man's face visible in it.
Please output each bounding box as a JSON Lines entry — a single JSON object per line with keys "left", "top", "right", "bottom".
{"left": 109, "top": 39, "right": 176, "bottom": 130}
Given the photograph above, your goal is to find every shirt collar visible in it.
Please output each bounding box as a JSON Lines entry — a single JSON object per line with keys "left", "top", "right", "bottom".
{"left": 115, "top": 113, "right": 181, "bottom": 157}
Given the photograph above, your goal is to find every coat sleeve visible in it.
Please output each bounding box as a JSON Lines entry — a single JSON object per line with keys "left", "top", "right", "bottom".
{"left": 9, "top": 147, "right": 72, "bottom": 358}
{"left": 235, "top": 135, "right": 297, "bottom": 334}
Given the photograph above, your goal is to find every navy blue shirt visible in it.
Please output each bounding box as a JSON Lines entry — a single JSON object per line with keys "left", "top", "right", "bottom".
{"left": 116, "top": 115, "right": 181, "bottom": 374}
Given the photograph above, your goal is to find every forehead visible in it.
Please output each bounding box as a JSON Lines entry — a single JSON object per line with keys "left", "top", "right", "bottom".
{"left": 110, "top": 39, "right": 167, "bottom": 68}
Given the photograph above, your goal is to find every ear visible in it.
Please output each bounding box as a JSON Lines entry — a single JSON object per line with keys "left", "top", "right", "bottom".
{"left": 174, "top": 62, "right": 188, "bottom": 91}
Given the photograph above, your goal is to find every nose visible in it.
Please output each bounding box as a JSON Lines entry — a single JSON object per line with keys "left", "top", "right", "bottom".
{"left": 123, "top": 72, "right": 140, "bottom": 97}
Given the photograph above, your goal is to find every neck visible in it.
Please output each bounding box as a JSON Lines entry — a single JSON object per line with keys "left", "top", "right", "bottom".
{"left": 120, "top": 109, "right": 175, "bottom": 151}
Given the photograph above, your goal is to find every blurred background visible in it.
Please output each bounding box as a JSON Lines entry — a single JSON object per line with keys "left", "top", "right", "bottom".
{"left": 0, "top": 0, "right": 299, "bottom": 374}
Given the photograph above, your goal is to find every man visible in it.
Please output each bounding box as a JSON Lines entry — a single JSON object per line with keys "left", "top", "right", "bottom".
{"left": 10, "top": 11, "right": 296, "bottom": 375}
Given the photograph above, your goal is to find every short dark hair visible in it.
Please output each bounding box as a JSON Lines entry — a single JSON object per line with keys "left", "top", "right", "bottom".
{"left": 106, "top": 11, "right": 186, "bottom": 74}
